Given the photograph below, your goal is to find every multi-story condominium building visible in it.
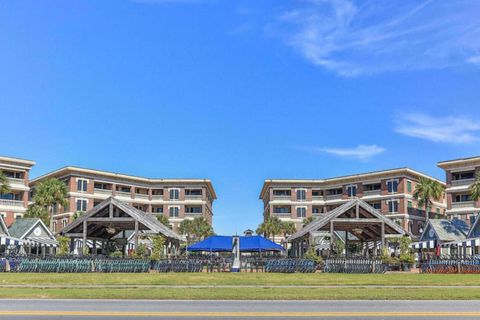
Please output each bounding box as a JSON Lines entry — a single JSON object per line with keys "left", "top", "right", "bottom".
{"left": 260, "top": 168, "right": 446, "bottom": 239}
{"left": 437, "top": 156, "right": 480, "bottom": 224}
{"left": 30, "top": 166, "right": 216, "bottom": 233}
{"left": 0, "top": 156, "right": 35, "bottom": 226}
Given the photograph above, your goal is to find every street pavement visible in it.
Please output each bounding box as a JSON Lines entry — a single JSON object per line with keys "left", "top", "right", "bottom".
{"left": 0, "top": 299, "right": 479, "bottom": 319}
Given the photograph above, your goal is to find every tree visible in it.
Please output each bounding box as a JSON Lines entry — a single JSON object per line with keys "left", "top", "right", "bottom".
{"left": 0, "top": 171, "right": 10, "bottom": 195}
{"left": 72, "top": 211, "right": 85, "bottom": 221}
{"left": 24, "top": 205, "right": 49, "bottom": 226}
{"left": 150, "top": 235, "right": 166, "bottom": 261}
{"left": 413, "top": 177, "right": 444, "bottom": 222}
{"left": 281, "top": 221, "right": 297, "bottom": 238}
{"left": 256, "top": 217, "right": 283, "bottom": 243}
{"left": 179, "top": 217, "right": 213, "bottom": 243}
{"left": 302, "top": 216, "right": 315, "bottom": 227}
{"left": 56, "top": 236, "right": 70, "bottom": 256}
{"left": 471, "top": 172, "right": 480, "bottom": 202}
{"left": 156, "top": 214, "right": 171, "bottom": 228}
{"left": 33, "top": 178, "right": 69, "bottom": 231}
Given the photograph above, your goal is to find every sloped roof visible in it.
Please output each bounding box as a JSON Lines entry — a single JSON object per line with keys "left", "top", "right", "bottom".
{"left": 287, "top": 199, "right": 406, "bottom": 241}
{"left": 61, "top": 197, "right": 184, "bottom": 241}
{"left": 0, "top": 215, "right": 9, "bottom": 236}
{"left": 467, "top": 215, "right": 480, "bottom": 238}
{"left": 8, "top": 218, "right": 53, "bottom": 239}
{"left": 421, "top": 219, "right": 469, "bottom": 242}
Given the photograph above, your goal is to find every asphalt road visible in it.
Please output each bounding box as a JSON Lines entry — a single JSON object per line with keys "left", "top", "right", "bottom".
{"left": 0, "top": 299, "right": 479, "bottom": 319}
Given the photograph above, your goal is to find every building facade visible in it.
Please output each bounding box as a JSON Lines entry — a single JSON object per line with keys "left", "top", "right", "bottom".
{"left": 0, "top": 156, "right": 35, "bottom": 226}
{"left": 437, "top": 156, "right": 480, "bottom": 224}
{"left": 29, "top": 167, "right": 216, "bottom": 233}
{"left": 260, "top": 168, "right": 446, "bottom": 238}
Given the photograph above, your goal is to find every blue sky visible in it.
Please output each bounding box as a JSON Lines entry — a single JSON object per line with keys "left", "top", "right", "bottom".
{"left": 1, "top": 0, "right": 480, "bottom": 234}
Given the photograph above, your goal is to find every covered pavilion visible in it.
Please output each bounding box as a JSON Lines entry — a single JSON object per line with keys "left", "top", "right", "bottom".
{"left": 60, "top": 197, "right": 184, "bottom": 256}
{"left": 287, "top": 199, "right": 407, "bottom": 257}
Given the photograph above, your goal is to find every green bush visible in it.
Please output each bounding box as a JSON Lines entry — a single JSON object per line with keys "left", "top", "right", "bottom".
{"left": 56, "top": 236, "right": 70, "bottom": 256}
{"left": 304, "top": 246, "right": 323, "bottom": 265}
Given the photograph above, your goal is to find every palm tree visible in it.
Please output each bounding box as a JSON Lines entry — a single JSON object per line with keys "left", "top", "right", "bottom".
{"left": 256, "top": 217, "right": 283, "bottom": 243}
{"left": 179, "top": 217, "right": 213, "bottom": 243}
{"left": 25, "top": 205, "right": 49, "bottom": 226}
{"left": 281, "top": 221, "right": 297, "bottom": 238}
{"left": 413, "top": 177, "right": 444, "bottom": 222}
{"left": 471, "top": 172, "right": 480, "bottom": 202}
{"left": 33, "top": 178, "right": 69, "bottom": 231}
{"left": 302, "top": 216, "right": 315, "bottom": 227}
{"left": 0, "top": 171, "right": 10, "bottom": 195}
{"left": 156, "top": 214, "right": 171, "bottom": 227}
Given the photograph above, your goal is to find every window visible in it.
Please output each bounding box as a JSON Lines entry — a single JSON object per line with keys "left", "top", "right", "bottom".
{"left": 152, "top": 207, "right": 163, "bottom": 213}
{"left": 76, "top": 199, "right": 87, "bottom": 212}
{"left": 77, "top": 179, "right": 88, "bottom": 192}
{"left": 185, "top": 189, "right": 202, "bottom": 196}
{"left": 346, "top": 185, "right": 357, "bottom": 197}
{"left": 169, "top": 206, "right": 179, "bottom": 217}
{"left": 454, "top": 194, "right": 472, "bottom": 202}
{"left": 273, "top": 189, "right": 291, "bottom": 197}
{"left": 116, "top": 185, "right": 131, "bottom": 193}
{"left": 62, "top": 219, "right": 68, "bottom": 228}
{"left": 387, "top": 180, "right": 398, "bottom": 193}
{"left": 52, "top": 221, "right": 57, "bottom": 233}
{"left": 364, "top": 183, "right": 381, "bottom": 191}
{"left": 387, "top": 200, "right": 398, "bottom": 213}
{"left": 152, "top": 189, "right": 164, "bottom": 196}
{"left": 186, "top": 206, "right": 202, "bottom": 213}
{"left": 326, "top": 188, "right": 343, "bottom": 196}
{"left": 452, "top": 171, "right": 475, "bottom": 180}
{"left": 312, "top": 207, "right": 321, "bottom": 214}
{"left": 407, "top": 201, "right": 413, "bottom": 208}
{"left": 312, "top": 190, "right": 322, "bottom": 197}
{"left": 296, "top": 207, "right": 307, "bottom": 218}
{"left": 407, "top": 180, "right": 412, "bottom": 193}
{"left": 370, "top": 202, "right": 381, "bottom": 210}
{"left": 296, "top": 189, "right": 306, "bottom": 201}
{"left": 169, "top": 189, "right": 180, "bottom": 200}
{"left": 273, "top": 206, "right": 290, "bottom": 214}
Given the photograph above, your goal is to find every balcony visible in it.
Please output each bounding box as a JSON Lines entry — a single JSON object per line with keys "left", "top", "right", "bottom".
{"left": 115, "top": 191, "right": 132, "bottom": 199}
{"left": 0, "top": 199, "right": 24, "bottom": 207}
{"left": 185, "top": 194, "right": 203, "bottom": 200}
{"left": 94, "top": 188, "right": 113, "bottom": 196}
{"left": 7, "top": 177, "right": 25, "bottom": 186}
{"left": 325, "top": 194, "right": 343, "bottom": 201}
{"left": 151, "top": 195, "right": 164, "bottom": 201}
{"left": 363, "top": 190, "right": 381, "bottom": 196}
{"left": 134, "top": 193, "right": 150, "bottom": 200}
{"left": 452, "top": 201, "right": 476, "bottom": 209}
{"left": 451, "top": 178, "right": 475, "bottom": 186}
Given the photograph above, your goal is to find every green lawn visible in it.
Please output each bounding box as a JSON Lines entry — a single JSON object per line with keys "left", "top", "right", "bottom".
{"left": 1, "top": 287, "right": 480, "bottom": 300}
{"left": 2, "top": 273, "right": 480, "bottom": 300}
{"left": 1, "top": 272, "right": 480, "bottom": 286}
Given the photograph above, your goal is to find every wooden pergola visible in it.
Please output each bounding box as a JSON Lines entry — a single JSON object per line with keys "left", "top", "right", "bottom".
{"left": 60, "top": 197, "right": 184, "bottom": 256}
{"left": 288, "top": 199, "right": 407, "bottom": 257}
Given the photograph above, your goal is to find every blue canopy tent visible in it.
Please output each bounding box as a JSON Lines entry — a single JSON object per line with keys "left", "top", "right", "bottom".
{"left": 187, "top": 235, "right": 285, "bottom": 253}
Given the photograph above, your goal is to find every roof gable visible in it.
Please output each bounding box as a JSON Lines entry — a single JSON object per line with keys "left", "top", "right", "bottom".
{"left": 420, "top": 219, "right": 469, "bottom": 242}
{"left": 61, "top": 197, "right": 184, "bottom": 241}
{"left": 8, "top": 218, "right": 54, "bottom": 239}
{"left": 0, "top": 215, "right": 9, "bottom": 236}
{"left": 287, "top": 199, "right": 406, "bottom": 241}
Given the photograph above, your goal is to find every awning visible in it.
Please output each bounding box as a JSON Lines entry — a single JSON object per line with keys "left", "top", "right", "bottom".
{"left": 26, "top": 237, "right": 58, "bottom": 247}
{"left": 0, "top": 235, "right": 24, "bottom": 246}
{"left": 187, "top": 235, "right": 285, "bottom": 252}
{"left": 411, "top": 240, "right": 437, "bottom": 249}
{"left": 443, "top": 238, "right": 480, "bottom": 248}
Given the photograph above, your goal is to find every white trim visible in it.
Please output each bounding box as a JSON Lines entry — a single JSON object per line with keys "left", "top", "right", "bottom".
{"left": 169, "top": 188, "right": 180, "bottom": 201}
{"left": 386, "top": 199, "right": 399, "bottom": 213}
{"left": 386, "top": 179, "right": 399, "bottom": 194}
{"left": 75, "top": 197, "right": 88, "bottom": 212}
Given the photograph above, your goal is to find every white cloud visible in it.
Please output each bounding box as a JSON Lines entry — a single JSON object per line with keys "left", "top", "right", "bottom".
{"left": 274, "top": 0, "right": 480, "bottom": 76}
{"left": 395, "top": 114, "right": 480, "bottom": 143}
{"left": 317, "top": 144, "right": 385, "bottom": 160}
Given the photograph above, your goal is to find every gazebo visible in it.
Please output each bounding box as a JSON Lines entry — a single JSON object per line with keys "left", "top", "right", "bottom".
{"left": 287, "top": 199, "right": 407, "bottom": 257}
{"left": 60, "top": 197, "right": 184, "bottom": 256}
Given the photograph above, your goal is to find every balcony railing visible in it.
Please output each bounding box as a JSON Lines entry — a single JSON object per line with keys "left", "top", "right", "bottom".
{"left": 452, "top": 201, "right": 476, "bottom": 208}
{"left": 134, "top": 193, "right": 150, "bottom": 200}
{"left": 115, "top": 191, "right": 132, "bottom": 198}
{"left": 94, "top": 188, "right": 113, "bottom": 196}
{"left": 0, "top": 199, "right": 24, "bottom": 207}
{"left": 272, "top": 211, "right": 291, "bottom": 216}
{"left": 151, "top": 195, "right": 164, "bottom": 201}
{"left": 363, "top": 190, "right": 381, "bottom": 196}
{"left": 325, "top": 194, "right": 343, "bottom": 201}
{"left": 451, "top": 178, "right": 475, "bottom": 186}
{"left": 7, "top": 177, "right": 25, "bottom": 186}
{"left": 185, "top": 195, "right": 203, "bottom": 200}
